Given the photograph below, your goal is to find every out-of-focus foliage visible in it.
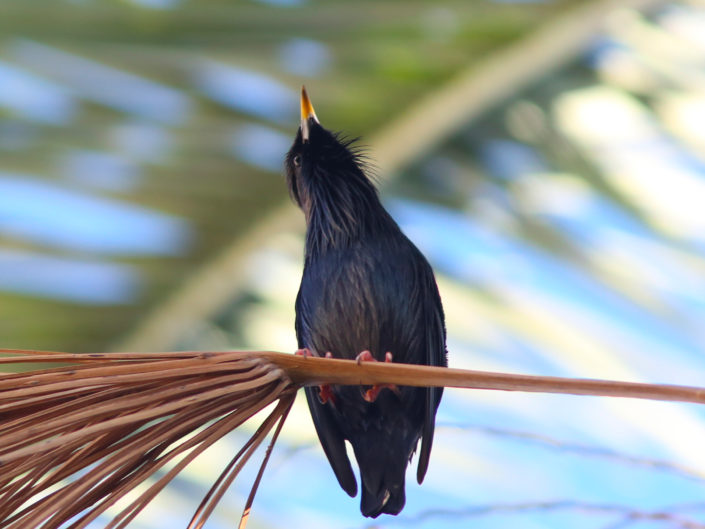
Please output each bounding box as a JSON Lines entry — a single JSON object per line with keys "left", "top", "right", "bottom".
{"left": 174, "top": 4, "right": 705, "bottom": 529}
{"left": 4, "top": 1, "right": 705, "bottom": 529}
{"left": 0, "top": 0, "right": 579, "bottom": 352}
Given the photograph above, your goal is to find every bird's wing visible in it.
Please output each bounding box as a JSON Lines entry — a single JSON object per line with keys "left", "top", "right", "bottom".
{"left": 416, "top": 278, "right": 447, "bottom": 484}
{"left": 296, "top": 288, "right": 358, "bottom": 497}
{"left": 305, "top": 387, "right": 358, "bottom": 497}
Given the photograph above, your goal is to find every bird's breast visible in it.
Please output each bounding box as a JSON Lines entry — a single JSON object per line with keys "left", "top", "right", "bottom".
{"left": 297, "top": 239, "right": 425, "bottom": 363}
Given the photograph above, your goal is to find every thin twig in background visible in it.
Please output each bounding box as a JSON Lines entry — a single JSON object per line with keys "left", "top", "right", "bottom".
{"left": 604, "top": 503, "right": 705, "bottom": 529}
{"left": 236, "top": 426, "right": 705, "bottom": 486}
{"left": 2, "top": 348, "right": 705, "bottom": 528}
{"left": 364, "top": 500, "right": 705, "bottom": 529}
{"left": 438, "top": 423, "right": 705, "bottom": 482}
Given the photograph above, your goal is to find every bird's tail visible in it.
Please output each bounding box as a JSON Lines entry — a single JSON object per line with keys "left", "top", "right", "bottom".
{"left": 352, "top": 432, "right": 416, "bottom": 518}
{"left": 360, "top": 472, "right": 405, "bottom": 518}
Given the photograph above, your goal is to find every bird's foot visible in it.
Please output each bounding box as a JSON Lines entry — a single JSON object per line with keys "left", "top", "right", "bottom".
{"left": 295, "top": 348, "right": 312, "bottom": 358}
{"left": 295, "top": 349, "right": 334, "bottom": 359}
{"left": 318, "top": 383, "right": 336, "bottom": 405}
{"left": 355, "top": 350, "right": 375, "bottom": 364}
{"left": 296, "top": 349, "right": 337, "bottom": 404}
{"left": 317, "top": 353, "right": 337, "bottom": 402}
{"left": 355, "top": 350, "right": 393, "bottom": 364}
{"left": 363, "top": 382, "right": 399, "bottom": 403}
{"left": 319, "top": 352, "right": 337, "bottom": 403}
{"left": 355, "top": 351, "right": 399, "bottom": 402}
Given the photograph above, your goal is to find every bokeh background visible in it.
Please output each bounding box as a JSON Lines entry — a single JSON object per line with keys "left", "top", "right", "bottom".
{"left": 2, "top": 0, "right": 705, "bottom": 527}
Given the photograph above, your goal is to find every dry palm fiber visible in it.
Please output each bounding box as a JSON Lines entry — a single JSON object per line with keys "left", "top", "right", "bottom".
{"left": 0, "top": 349, "right": 295, "bottom": 529}
{"left": 1, "top": 348, "right": 705, "bottom": 529}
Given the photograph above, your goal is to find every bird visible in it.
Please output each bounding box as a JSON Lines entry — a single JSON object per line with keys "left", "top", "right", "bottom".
{"left": 285, "top": 87, "right": 447, "bottom": 518}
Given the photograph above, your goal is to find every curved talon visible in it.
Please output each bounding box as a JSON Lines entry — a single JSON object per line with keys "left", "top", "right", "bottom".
{"left": 356, "top": 350, "right": 374, "bottom": 365}
{"left": 297, "top": 351, "right": 335, "bottom": 404}
{"left": 356, "top": 350, "right": 397, "bottom": 402}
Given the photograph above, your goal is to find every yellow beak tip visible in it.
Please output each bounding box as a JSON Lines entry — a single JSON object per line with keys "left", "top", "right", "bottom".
{"left": 300, "top": 86, "right": 318, "bottom": 123}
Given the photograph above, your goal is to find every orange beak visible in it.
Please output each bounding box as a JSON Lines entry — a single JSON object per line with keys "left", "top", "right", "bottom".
{"left": 300, "top": 86, "right": 319, "bottom": 142}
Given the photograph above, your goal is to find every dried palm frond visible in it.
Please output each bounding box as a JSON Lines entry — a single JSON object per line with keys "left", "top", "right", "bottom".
{"left": 1, "top": 348, "right": 704, "bottom": 529}
{"left": 0, "top": 350, "right": 295, "bottom": 529}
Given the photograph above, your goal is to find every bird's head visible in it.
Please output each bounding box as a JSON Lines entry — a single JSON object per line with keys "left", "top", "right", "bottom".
{"left": 285, "top": 87, "right": 375, "bottom": 220}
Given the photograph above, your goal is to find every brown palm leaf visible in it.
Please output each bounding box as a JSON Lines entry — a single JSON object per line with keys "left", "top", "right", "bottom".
{"left": 1, "top": 348, "right": 704, "bottom": 529}
{"left": 0, "top": 350, "right": 296, "bottom": 529}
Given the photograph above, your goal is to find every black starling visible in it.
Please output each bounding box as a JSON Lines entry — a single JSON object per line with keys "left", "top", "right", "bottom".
{"left": 285, "top": 87, "right": 447, "bottom": 518}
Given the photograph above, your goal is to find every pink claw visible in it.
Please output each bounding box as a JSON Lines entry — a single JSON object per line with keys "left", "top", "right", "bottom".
{"left": 355, "top": 350, "right": 398, "bottom": 402}
{"left": 297, "top": 350, "right": 336, "bottom": 404}
{"left": 355, "top": 350, "right": 375, "bottom": 364}
{"left": 320, "top": 352, "right": 336, "bottom": 404}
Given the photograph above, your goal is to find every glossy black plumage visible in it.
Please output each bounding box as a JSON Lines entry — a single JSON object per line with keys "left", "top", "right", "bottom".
{"left": 286, "top": 90, "right": 447, "bottom": 518}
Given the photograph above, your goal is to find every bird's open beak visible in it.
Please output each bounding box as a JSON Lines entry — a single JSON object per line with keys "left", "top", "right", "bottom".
{"left": 300, "top": 86, "right": 319, "bottom": 142}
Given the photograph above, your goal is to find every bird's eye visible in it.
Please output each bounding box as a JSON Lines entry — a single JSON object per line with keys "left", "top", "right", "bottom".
{"left": 293, "top": 154, "right": 302, "bottom": 167}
